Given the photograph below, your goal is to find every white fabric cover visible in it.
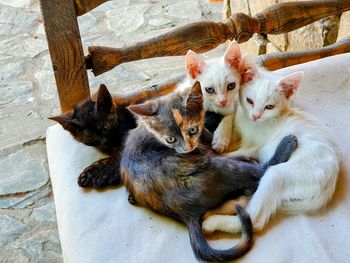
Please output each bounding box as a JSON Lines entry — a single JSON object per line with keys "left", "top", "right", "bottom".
{"left": 47, "top": 54, "right": 350, "bottom": 263}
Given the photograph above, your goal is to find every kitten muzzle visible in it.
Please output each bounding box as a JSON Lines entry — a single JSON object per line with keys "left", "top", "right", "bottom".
{"left": 218, "top": 99, "right": 228, "bottom": 107}
{"left": 252, "top": 114, "right": 261, "bottom": 122}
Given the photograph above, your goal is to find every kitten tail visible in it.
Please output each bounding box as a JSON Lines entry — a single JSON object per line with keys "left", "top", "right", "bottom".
{"left": 187, "top": 205, "right": 253, "bottom": 262}
{"left": 266, "top": 135, "right": 298, "bottom": 167}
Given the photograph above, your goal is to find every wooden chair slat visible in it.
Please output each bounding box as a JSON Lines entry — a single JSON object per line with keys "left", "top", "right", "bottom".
{"left": 255, "top": 36, "right": 350, "bottom": 70}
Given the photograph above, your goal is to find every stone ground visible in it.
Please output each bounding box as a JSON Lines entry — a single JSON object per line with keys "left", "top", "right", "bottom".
{"left": 0, "top": 0, "right": 225, "bottom": 262}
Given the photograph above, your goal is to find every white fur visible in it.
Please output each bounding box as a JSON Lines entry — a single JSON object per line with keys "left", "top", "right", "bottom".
{"left": 194, "top": 57, "right": 239, "bottom": 154}
{"left": 185, "top": 42, "right": 243, "bottom": 153}
{"left": 203, "top": 68, "right": 340, "bottom": 234}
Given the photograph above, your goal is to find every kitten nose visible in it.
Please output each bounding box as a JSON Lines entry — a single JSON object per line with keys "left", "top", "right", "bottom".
{"left": 219, "top": 98, "right": 228, "bottom": 107}
{"left": 185, "top": 143, "right": 193, "bottom": 152}
{"left": 252, "top": 114, "right": 261, "bottom": 121}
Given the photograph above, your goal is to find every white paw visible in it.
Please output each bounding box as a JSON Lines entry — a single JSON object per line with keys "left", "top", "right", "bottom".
{"left": 212, "top": 132, "right": 230, "bottom": 153}
{"left": 252, "top": 219, "right": 265, "bottom": 232}
{"left": 202, "top": 217, "right": 219, "bottom": 235}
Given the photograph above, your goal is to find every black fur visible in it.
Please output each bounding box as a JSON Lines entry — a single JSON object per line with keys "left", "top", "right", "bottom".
{"left": 205, "top": 111, "right": 223, "bottom": 133}
{"left": 78, "top": 153, "right": 121, "bottom": 189}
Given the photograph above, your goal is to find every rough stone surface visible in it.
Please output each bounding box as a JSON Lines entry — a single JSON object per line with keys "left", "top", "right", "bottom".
{"left": 0, "top": 58, "right": 34, "bottom": 82}
{"left": 0, "top": 0, "right": 32, "bottom": 8}
{"left": 149, "top": 17, "right": 175, "bottom": 28}
{"left": 0, "top": 0, "right": 223, "bottom": 261}
{"left": 165, "top": 1, "right": 202, "bottom": 20}
{"left": 77, "top": 13, "right": 98, "bottom": 36}
{"left": 0, "top": 81, "right": 48, "bottom": 150}
{"left": 0, "top": 81, "right": 34, "bottom": 108}
{"left": 0, "top": 142, "right": 48, "bottom": 195}
{"left": 12, "top": 227, "right": 62, "bottom": 262}
{"left": 107, "top": 4, "right": 150, "bottom": 36}
{"left": 0, "top": 249, "right": 30, "bottom": 263}
{"left": 32, "top": 202, "right": 57, "bottom": 222}
{"left": 0, "top": 5, "right": 37, "bottom": 36}
{"left": 0, "top": 214, "right": 27, "bottom": 247}
{"left": 0, "top": 184, "right": 52, "bottom": 209}
{"left": 0, "top": 34, "right": 47, "bottom": 58}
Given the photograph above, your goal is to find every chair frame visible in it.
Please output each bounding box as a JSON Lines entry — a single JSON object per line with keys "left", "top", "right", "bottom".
{"left": 39, "top": 0, "right": 350, "bottom": 113}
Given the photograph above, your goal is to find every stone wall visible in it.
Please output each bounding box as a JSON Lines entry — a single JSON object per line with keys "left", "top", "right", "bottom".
{"left": 225, "top": 0, "right": 349, "bottom": 56}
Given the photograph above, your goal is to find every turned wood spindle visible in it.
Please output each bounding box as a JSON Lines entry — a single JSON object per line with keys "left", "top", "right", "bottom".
{"left": 87, "top": 0, "right": 350, "bottom": 76}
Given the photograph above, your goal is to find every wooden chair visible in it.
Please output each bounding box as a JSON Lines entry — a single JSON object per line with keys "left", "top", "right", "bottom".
{"left": 42, "top": 1, "right": 350, "bottom": 262}
{"left": 40, "top": 0, "right": 350, "bottom": 113}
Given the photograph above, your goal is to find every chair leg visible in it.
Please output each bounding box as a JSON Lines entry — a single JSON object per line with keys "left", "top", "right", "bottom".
{"left": 39, "top": 0, "right": 90, "bottom": 112}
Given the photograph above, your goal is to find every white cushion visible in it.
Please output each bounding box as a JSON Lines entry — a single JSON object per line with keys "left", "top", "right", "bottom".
{"left": 47, "top": 54, "right": 350, "bottom": 263}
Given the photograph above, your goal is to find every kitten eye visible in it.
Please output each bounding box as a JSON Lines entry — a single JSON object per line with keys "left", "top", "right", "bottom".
{"left": 246, "top": 98, "right": 254, "bottom": 105}
{"left": 103, "top": 123, "right": 110, "bottom": 130}
{"left": 265, "top": 105, "right": 275, "bottom": 110}
{"left": 227, "top": 83, "right": 236, "bottom": 91}
{"left": 188, "top": 126, "right": 198, "bottom": 135}
{"left": 205, "top": 87, "right": 215, "bottom": 94}
{"left": 166, "top": 136, "right": 177, "bottom": 144}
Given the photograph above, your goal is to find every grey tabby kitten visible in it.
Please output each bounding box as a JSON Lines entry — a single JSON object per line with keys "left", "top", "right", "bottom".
{"left": 120, "top": 81, "right": 297, "bottom": 262}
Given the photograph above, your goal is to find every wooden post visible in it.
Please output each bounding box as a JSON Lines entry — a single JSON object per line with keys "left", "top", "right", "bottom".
{"left": 87, "top": 0, "right": 350, "bottom": 76}
{"left": 39, "top": 0, "right": 90, "bottom": 112}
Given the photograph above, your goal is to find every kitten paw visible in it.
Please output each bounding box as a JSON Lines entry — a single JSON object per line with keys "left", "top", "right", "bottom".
{"left": 202, "top": 215, "right": 242, "bottom": 235}
{"left": 128, "top": 194, "right": 138, "bottom": 205}
{"left": 78, "top": 157, "right": 121, "bottom": 189}
{"left": 212, "top": 137, "right": 230, "bottom": 153}
{"left": 202, "top": 217, "right": 218, "bottom": 235}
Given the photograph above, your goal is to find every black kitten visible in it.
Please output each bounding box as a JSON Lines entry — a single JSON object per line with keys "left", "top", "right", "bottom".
{"left": 49, "top": 84, "right": 135, "bottom": 155}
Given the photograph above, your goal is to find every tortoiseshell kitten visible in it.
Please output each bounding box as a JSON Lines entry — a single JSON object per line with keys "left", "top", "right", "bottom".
{"left": 50, "top": 84, "right": 222, "bottom": 189}
{"left": 120, "top": 81, "right": 298, "bottom": 261}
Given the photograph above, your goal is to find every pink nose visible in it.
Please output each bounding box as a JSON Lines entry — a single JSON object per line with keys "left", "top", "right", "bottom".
{"left": 252, "top": 114, "right": 261, "bottom": 121}
{"left": 186, "top": 145, "right": 193, "bottom": 152}
{"left": 219, "top": 99, "right": 228, "bottom": 107}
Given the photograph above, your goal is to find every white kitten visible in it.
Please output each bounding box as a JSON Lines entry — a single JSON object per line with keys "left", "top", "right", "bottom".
{"left": 203, "top": 58, "right": 340, "bottom": 233}
{"left": 184, "top": 41, "right": 243, "bottom": 153}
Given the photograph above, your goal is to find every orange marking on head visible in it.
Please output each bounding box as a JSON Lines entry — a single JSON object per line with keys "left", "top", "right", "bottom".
{"left": 172, "top": 109, "right": 183, "bottom": 126}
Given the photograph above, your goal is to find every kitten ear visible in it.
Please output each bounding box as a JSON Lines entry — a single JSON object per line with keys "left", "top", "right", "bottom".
{"left": 48, "top": 113, "right": 80, "bottom": 130}
{"left": 187, "top": 81, "right": 203, "bottom": 112}
{"left": 278, "top": 71, "right": 304, "bottom": 99}
{"left": 224, "top": 41, "right": 242, "bottom": 70}
{"left": 240, "top": 54, "right": 257, "bottom": 83}
{"left": 185, "top": 50, "right": 206, "bottom": 79}
{"left": 96, "top": 84, "right": 113, "bottom": 114}
{"left": 128, "top": 100, "right": 158, "bottom": 117}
